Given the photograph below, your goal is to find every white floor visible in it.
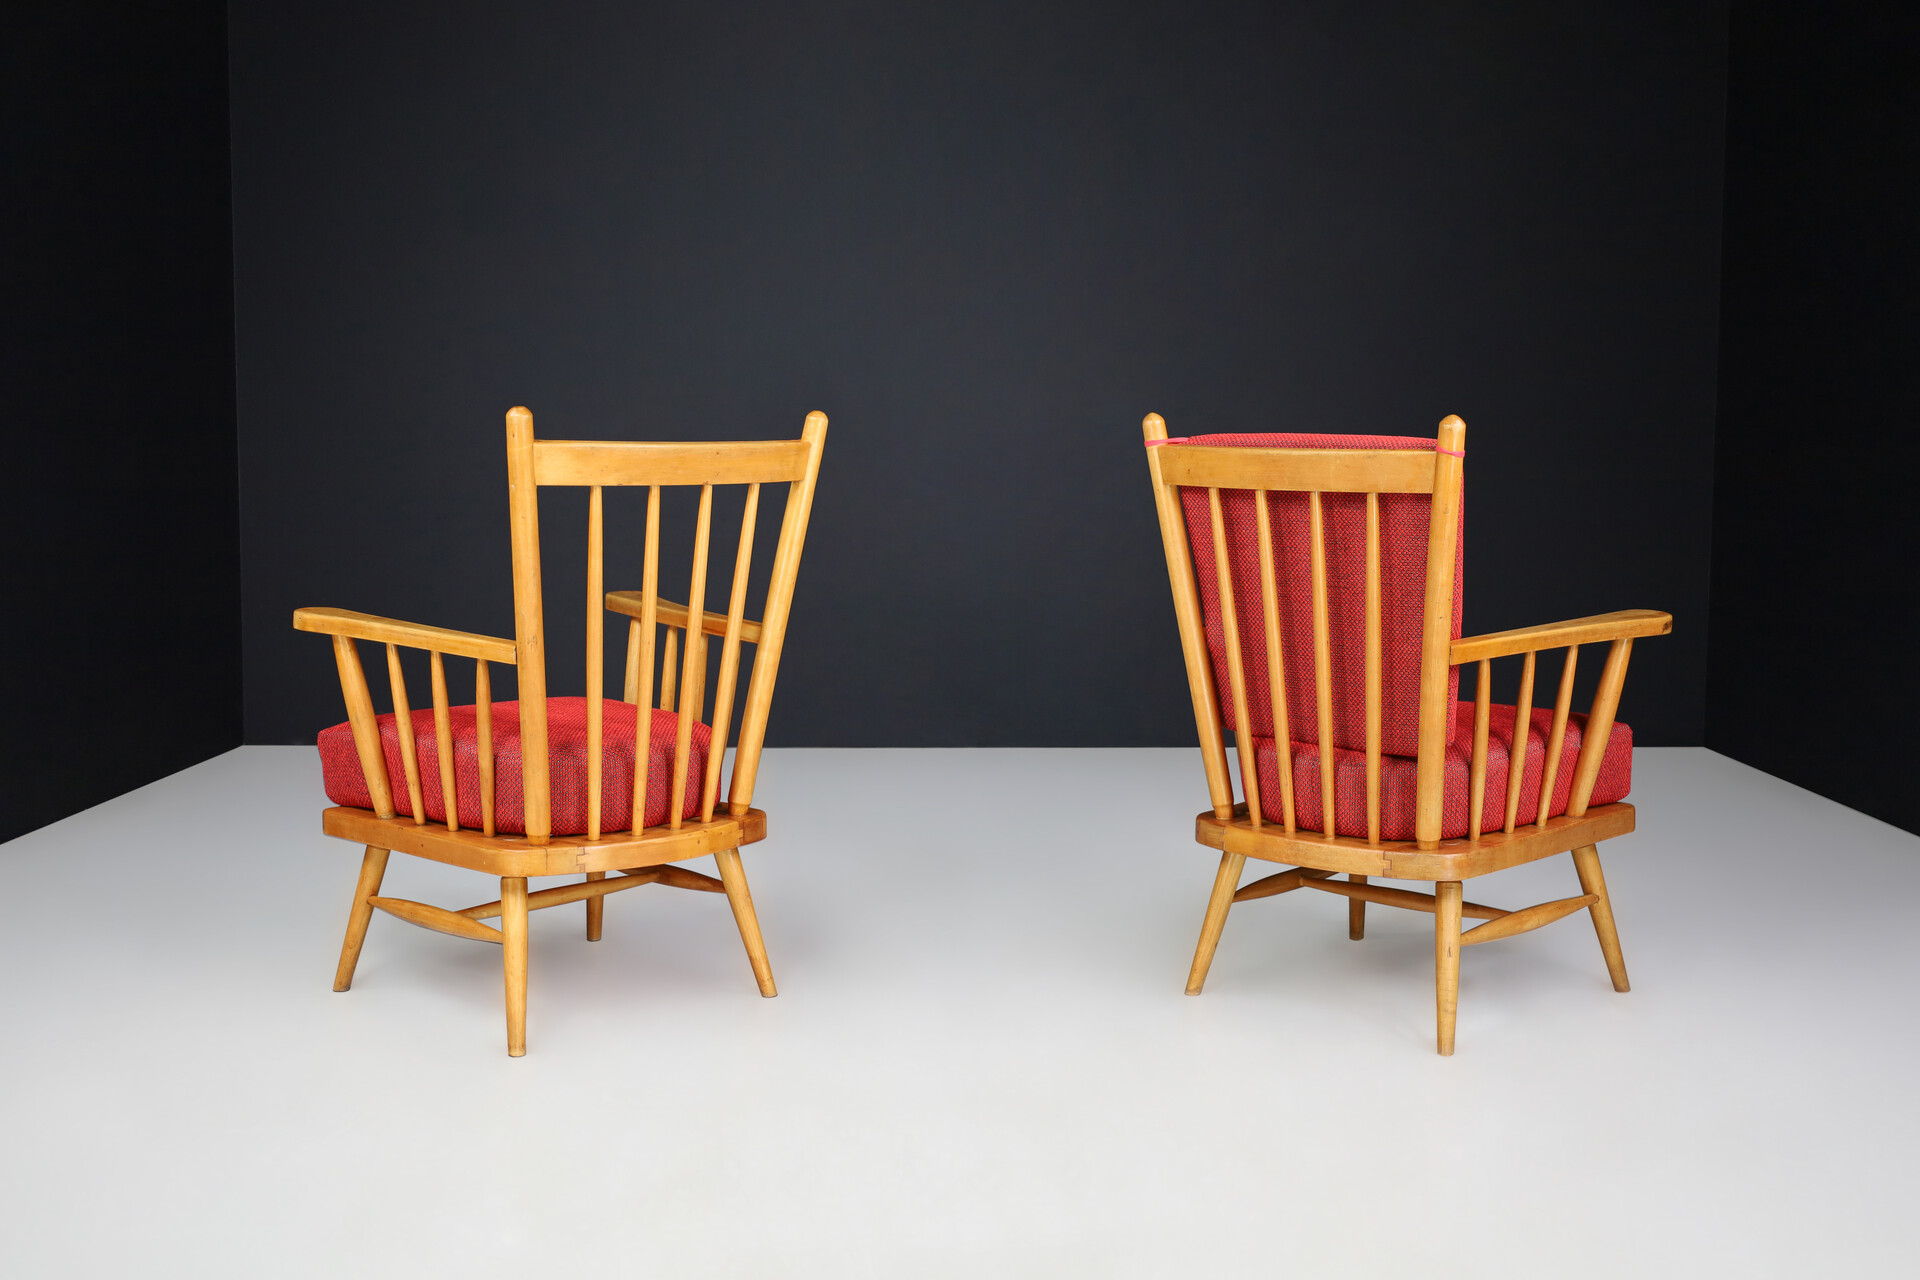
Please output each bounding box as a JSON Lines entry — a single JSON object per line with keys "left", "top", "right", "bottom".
{"left": 2, "top": 747, "right": 1916, "bottom": 1277}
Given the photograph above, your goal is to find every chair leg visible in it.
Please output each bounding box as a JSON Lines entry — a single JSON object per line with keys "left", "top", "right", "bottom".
{"left": 1186, "top": 852, "right": 1245, "bottom": 995}
{"left": 1348, "top": 874, "right": 1367, "bottom": 940}
{"left": 1435, "top": 880, "right": 1462, "bottom": 1056}
{"left": 502, "top": 877, "right": 528, "bottom": 1057}
{"left": 333, "top": 846, "right": 391, "bottom": 992}
{"left": 714, "top": 848, "right": 777, "bottom": 997}
{"left": 1570, "top": 844, "right": 1630, "bottom": 992}
{"left": 585, "top": 871, "right": 606, "bottom": 941}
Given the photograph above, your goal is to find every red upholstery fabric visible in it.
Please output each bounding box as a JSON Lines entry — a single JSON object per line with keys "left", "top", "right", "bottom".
{"left": 1250, "top": 702, "right": 1632, "bottom": 840}
{"left": 1178, "top": 433, "right": 1464, "bottom": 757}
{"left": 317, "top": 697, "right": 711, "bottom": 835}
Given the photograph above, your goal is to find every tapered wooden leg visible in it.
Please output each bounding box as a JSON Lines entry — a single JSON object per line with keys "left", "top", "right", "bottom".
{"left": 1570, "top": 844, "right": 1630, "bottom": 992}
{"left": 1186, "top": 851, "right": 1245, "bottom": 995}
{"left": 333, "top": 846, "right": 391, "bottom": 992}
{"left": 1348, "top": 874, "right": 1367, "bottom": 940}
{"left": 502, "top": 877, "right": 528, "bottom": 1056}
{"left": 584, "top": 871, "right": 606, "bottom": 941}
{"left": 713, "top": 849, "right": 776, "bottom": 996}
{"left": 1435, "top": 880, "right": 1462, "bottom": 1056}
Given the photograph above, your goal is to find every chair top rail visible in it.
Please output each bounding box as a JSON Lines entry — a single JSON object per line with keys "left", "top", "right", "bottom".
{"left": 294, "top": 607, "right": 517, "bottom": 664}
{"left": 1153, "top": 445, "right": 1438, "bottom": 495}
{"left": 532, "top": 439, "right": 809, "bottom": 488}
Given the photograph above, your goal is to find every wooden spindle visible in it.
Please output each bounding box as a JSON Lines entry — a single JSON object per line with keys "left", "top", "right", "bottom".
{"left": 1468, "top": 658, "right": 1491, "bottom": 841}
{"left": 1308, "top": 491, "right": 1336, "bottom": 839}
{"left": 476, "top": 659, "right": 495, "bottom": 837}
{"left": 504, "top": 406, "right": 549, "bottom": 845}
{"left": 670, "top": 485, "right": 714, "bottom": 831}
{"left": 622, "top": 620, "right": 642, "bottom": 703}
{"left": 1252, "top": 490, "right": 1296, "bottom": 833}
{"left": 332, "top": 636, "right": 395, "bottom": 819}
{"left": 1206, "top": 488, "right": 1263, "bottom": 828}
{"left": 630, "top": 485, "right": 661, "bottom": 832}
{"left": 429, "top": 650, "right": 459, "bottom": 831}
{"left": 1566, "top": 638, "right": 1634, "bottom": 817}
{"left": 1534, "top": 645, "right": 1579, "bottom": 827}
{"left": 659, "top": 628, "right": 679, "bottom": 711}
{"left": 703, "top": 483, "right": 761, "bottom": 822}
{"left": 1503, "top": 650, "right": 1536, "bottom": 833}
{"left": 1414, "top": 416, "right": 1467, "bottom": 850}
{"left": 586, "top": 485, "right": 604, "bottom": 841}
{"left": 386, "top": 644, "right": 426, "bottom": 824}
{"left": 1364, "top": 491, "right": 1382, "bottom": 844}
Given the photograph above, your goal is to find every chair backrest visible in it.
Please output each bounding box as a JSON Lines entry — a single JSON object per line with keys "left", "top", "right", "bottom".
{"left": 506, "top": 407, "right": 828, "bottom": 844}
{"left": 1144, "top": 413, "right": 1465, "bottom": 846}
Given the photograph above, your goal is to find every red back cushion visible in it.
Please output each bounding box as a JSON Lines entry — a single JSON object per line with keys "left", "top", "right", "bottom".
{"left": 1178, "top": 432, "right": 1463, "bottom": 757}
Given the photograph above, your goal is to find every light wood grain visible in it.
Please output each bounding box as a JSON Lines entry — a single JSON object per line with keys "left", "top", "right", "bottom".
{"left": 1469, "top": 659, "right": 1491, "bottom": 841}
{"left": 430, "top": 651, "right": 458, "bottom": 832}
{"left": 1154, "top": 446, "right": 1437, "bottom": 494}
{"left": 1571, "top": 843, "right": 1630, "bottom": 991}
{"left": 331, "top": 845, "right": 390, "bottom": 992}
{"left": 715, "top": 848, "right": 777, "bottom": 996}
{"left": 385, "top": 644, "right": 426, "bottom": 826}
{"left": 1186, "top": 851, "right": 1246, "bottom": 994}
{"left": 1253, "top": 489, "right": 1297, "bottom": 832}
{"left": 1298, "top": 876, "right": 1507, "bottom": 920}
{"left": 1459, "top": 893, "right": 1597, "bottom": 946}
{"left": 1503, "top": 651, "right": 1536, "bottom": 834}
{"left": 1207, "top": 488, "right": 1263, "bottom": 828}
{"left": 368, "top": 895, "right": 505, "bottom": 944}
{"left": 533, "top": 438, "right": 808, "bottom": 487}
{"left": 1365, "top": 491, "right": 1382, "bottom": 846}
{"left": 607, "top": 593, "right": 763, "bottom": 645}
{"left": 1535, "top": 646, "right": 1579, "bottom": 828}
{"left": 1566, "top": 639, "right": 1634, "bottom": 818}
{"left": 1414, "top": 416, "right": 1466, "bottom": 849}
{"left": 1450, "top": 609, "right": 1671, "bottom": 664}
{"left": 1435, "top": 880, "right": 1462, "bottom": 1055}
{"left": 659, "top": 627, "right": 679, "bottom": 712}
{"left": 671, "top": 485, "right": 714, "bottom": 832}
{"left": 501, "top": 878, "right": 527, "bottom": 1057}
{"left": 461, "top": 868, "right": 663, "bottom": 920}
{"left": 1309, "top": 491, "right": 1337, "bottom": 839}
{"left": 703, "top": 484, "right": 761, "bottom": 821}
{"left": 505, "top": 407, "right": 551, "bottom": 845}
{"left": 332, "top": 635, "right": 395, "bottom": 819}
{"left": 586, "top": 485, "right": 604, "bottom": 841}
{"left": 475, "top": 659, "right": 495, "bottom": 837}
{"left": 295, "top": 607, "right": 516, "bottom": 664}
{"left": 629, "top": 486, "right": 662, "bottom": 832}
{"left": 1231, "top": 865, "right": 1334, "bottom": 902}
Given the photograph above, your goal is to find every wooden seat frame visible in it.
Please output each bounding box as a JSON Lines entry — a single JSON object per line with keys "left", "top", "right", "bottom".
{"left": 295, "top": 407, "right": 827, "bottom": 1055}
{"left": 1143, "top": 412, "right": 1671, "bottom": 1054}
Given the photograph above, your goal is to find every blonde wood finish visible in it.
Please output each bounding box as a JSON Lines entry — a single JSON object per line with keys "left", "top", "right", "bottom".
{"left": 1458, "top": 894, "right": 1598, "bottom": 946}
{"left": 1145, "top": 412, "right": 1667, "bottom": 1053}
{"left": 385, "top": 644, "right": 427, "bottom": 826}
{"left": 727, "top": 412, "right": 827, "bottom": 815}
{"left": 1450, "top": 610, "right": 1672, "bottom": 665}
{"left": 1469, "top": 659, "right": 1491, "bottom": 841}
{"left": 1297, "top": 876, "right": 1507, "bottom": 920}
{"left": 703, "top": 485, "right": 761, "bottom": 821}
{"left": 532, "top": 438, "right": 809, "bottom": 488}
{"left": 1207, "top": 488, "right": 1264, "bottom": 829}
{"left": 1571, "top": 843, "right": 1630, "bottom": 991}
{"left": 332, "top": 636, "right": 395, "bottom": 819}
{"left": 1309, "top": 491, "right": 1337, "bottom": 839}
{"left": 606, "top": 593, "right": 764, "bottom": 646}
{"left": 1231, "top": 865, "right": 1335, "bottom": 903}
{"left": 623, "top": 620, "right": 643, "bottom": 703}
{"left": 295, "top": 607, "right": 516, "bottom": 664}
{"left": 1142, "top": 414, "right": 1235, "bottom": 819}
{"left": 648, "top": 863, "right": 728, "bottom": 893}
{"left": 628, "top": 486, "right": 662, "bottom": 832}
{"left": 460, "top": 868, "right": 664, "bottom": 920}
{"left": 1186, "top": 851, "right": 1245, "bottom": 994}
{"left": 1435, "top": 881, "right": 1462, "bottom": 1056}
{"left": 715, "top": 848, "right": 777, "bottom": 996}
{"left": 505, "top": 407, "right": 551, "bottom": 846}
{"left": 368, "top": 896, "right": 505, "bottom": 944}
{"left": 658, "top": 627, "right": 679, "bottom": 711}
{"left": 1534, "top": 646, "right": 1579, "bottom": 829}
{"left": 1503, "top": 651, "right": 1537, "bottom": 835}
{"left": 1414, "top": 416, "right": 1466, "bottom": 849}
{"left": 430, "top": 651, "right": 459, "bottom": 832}
{"left": 584, "top": 870, "right": 606, "bottom": 940}
{"left": 672, "top": 485, "right": 714, "bottom": 832}
{"left": 321, "top": 804, "right": 767, "bottom": 879}
{"left": 1253, "top": 490, "right": 1297, "bottom": 832}
{"left": 475, "top": 660, "right": 495, "bottom": 837}
{"left": 1154, "top": 446, "right": 1438, "bottom": 495}
{"left": 332, "top": 845, "right": 390, "bottom": 991}
{"left": 502, "top": 878, "right": 527, "bottom": 1057}
{"left": 586, "top": 485, "right": 605, "bottom": 841}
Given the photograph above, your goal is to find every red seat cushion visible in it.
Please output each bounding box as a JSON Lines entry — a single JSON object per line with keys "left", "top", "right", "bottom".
{"left": 318, "top": 697, "right": 711, "bottom": 835}
{"left": 1178, "top": 433, "right": 1464, "bottom": 757}
{"left": 1251, "top": 701, "right": 1631, "bottom": 841}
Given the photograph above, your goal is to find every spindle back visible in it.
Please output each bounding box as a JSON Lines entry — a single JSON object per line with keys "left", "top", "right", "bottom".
{"left": 1144, "top": 413, "right": 1466, "bottom": 846}
{"left": 506, "top": 407, "right": 828, "bottom": 845}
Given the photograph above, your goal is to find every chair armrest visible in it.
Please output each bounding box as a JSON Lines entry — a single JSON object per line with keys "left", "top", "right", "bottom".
{"left": 293, "top": 607, "right": 517, "bottom": 663}
{"left": 1450, "top": 610, "right": 1671, "bottom": 665}
{"left": 605, "top": 592, "right": 762, "bottom": 644}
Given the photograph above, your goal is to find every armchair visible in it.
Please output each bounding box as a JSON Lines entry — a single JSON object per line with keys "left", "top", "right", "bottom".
{"left": 1143, "top": 412, "right": 1669, "bottom": 1054}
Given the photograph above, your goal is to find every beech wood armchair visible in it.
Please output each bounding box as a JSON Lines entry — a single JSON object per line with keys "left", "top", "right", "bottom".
{"left": 295, "top": 407, "right": 826, "bottom": 1055}
{"left": 1142, "top": 412, "right": 1670, "bottom": 1054}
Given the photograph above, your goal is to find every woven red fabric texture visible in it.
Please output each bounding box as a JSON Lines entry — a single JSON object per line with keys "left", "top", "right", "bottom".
{"left": 1249, "top": 702, "right": 1631, "bottom": 841}
{"left": 1178, "top": 432, "right": 1464, "bottom": 758}
{"left": 317, "top": 697, "right": 712, "bottom": 835}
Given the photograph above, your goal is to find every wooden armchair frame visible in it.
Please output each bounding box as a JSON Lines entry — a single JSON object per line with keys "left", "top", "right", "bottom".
{"left": 295, "top": 407, "right": 827, "bottom": 1055}
{"left": 1143, "top": 412, "right": 1670, "bottom": 1054}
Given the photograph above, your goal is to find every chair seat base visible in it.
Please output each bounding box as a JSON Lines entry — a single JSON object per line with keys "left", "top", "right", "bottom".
{"left": 1195, "top": 801, "right": 1634, "bottom": 881}
{"left": 321, "top": 805, "right": 767, "bottom": 877}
